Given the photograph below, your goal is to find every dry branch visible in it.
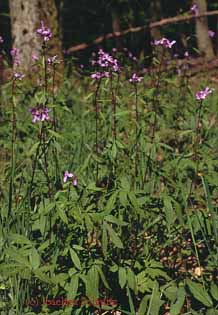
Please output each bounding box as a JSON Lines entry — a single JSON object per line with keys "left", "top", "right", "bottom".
{"left": 67, "top": 11, "right": 218, "bottom": 53}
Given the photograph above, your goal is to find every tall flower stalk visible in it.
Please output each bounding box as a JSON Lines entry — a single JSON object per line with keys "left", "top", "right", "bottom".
{"left": 48, "top": 55, "right": 61, "bottom": 187}
{"left": 36, "top": 21, "right": 54, "bottom": 275}
{"left": 129, "top": 73, "right": 143, "bottom": 187}
{"left": 8, "top": 77, "right": 16, "bottom": 217}
{"left": 143, "top": 38, "right": 175, "bottom": 187}
{"left": 93, "top": 79, "right": 101, "bottom": 184}
{"left": 191, "top": 87, "right": 213, "bottom": 190}
{"left": 186, "top": 87, "right": 213, "bottom": 291}
{"left": 110, "top": 71, "right": 117, "bottom": 142}
{"left": 91, "top": 49, "right": 120, "bottom": 183}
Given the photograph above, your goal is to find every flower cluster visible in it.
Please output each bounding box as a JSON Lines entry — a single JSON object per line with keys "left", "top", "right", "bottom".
{"left": 11, "top": 48, "right": 20, "bottom": 66}
{"left": 47, "top": 55, "right": 60, "bottom": 65}
{"left": 30, "top": 106, "right": 50, "bottom": 123}
{"left": 36, "top": 21, "right": 52, "bottom": 42}
{"left": 91, "top": 71, "right": 110, "bottom": 80}
{"left": 0, "top": 36, "right": 3, "bottom": 44}
{"left": 91, "top": 49, "right": 120, "bottom": 80}
{"left": 91, "top": 49, "right": 120, "bottom": 72}
{"left": 190, "top": 4, "right": 199, "bottom": 15}
{"left": 14, "top": 72, "right": 25, "bottom": 81}
{"left": 154, "top": 38, "right": 176, "bottom": 49}
{"left": 195, "top": 87, "right": 214, "bottom": 100}
{"left": 129, "top": 73, "right": 143, "bottom": 84}
{"left": 63, "top": 171, "right": 78, "bottom": 186}
{"left": 208, "top": 30, "right": 215, "bottom": 38}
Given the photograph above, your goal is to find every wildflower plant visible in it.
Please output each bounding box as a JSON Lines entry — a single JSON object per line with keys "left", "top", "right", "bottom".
{"left": 153, "top": 37, "right": 176, "bottom": 49}
{"left": 36, "top": 20, "right": 52, "bottom": 42}
{"left": 195, "top": 86, "right": 214, "bottom": 100}
{"left": 1, "top": 20, "right": 218, "bottom": 315}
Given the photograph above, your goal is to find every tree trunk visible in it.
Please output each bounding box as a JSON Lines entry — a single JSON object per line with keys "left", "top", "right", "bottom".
{"left": 111, "top": 6, "right": 122, "bottom": 49}
{"left": 150, "top": 0, "right": 164, "bottom": 58}
{"left": 195, "top": 0, "right": 214, "bottom": 59}
{"left": 9, "top": 0, "right": 63, "bottom": 71}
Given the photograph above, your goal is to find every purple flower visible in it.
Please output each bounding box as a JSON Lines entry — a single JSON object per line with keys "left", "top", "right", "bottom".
{"left": 36, "top": 21, "right": 52, "bottom": 42}
{"left": 190, "top": 4, "right": 199, "bottom": 15}
{"left": 0, "top": 36, "right": 3, "bottom": 44}
{"left": 129, "top": 73, "right": 143, "bottom": 84}
{"left": 11, "top": 48, "right": 20, "bottom": 65}
{"left": 47, "top": 55, "right": 59, "bottom": 65}
{"left": 208, "top": 30, "right": 215, "bottom": 38}
{"left": 72, "top": 177, "right": 78, "bottom": 187}
{"left": 30, "top": 105, "right": 50, "bottom": 123}
{"left": 63, "top": 171, "right": 78, "bottom": 186}
{"left": 195, "top": 87, "right": 214, "bottom": 100}
{"left": 91, "top": 71, "right": 110, "bottom": 80}
{"left": 154, "top": 38, "right": 176, "bottom": 49}
{"left": 91, "top": 49, "right": 120, "bottom": 73}
{"left": 14, "top": 72, "right": 25, "bottom": 80}
{"left": 32, "top": 53, "right": 39, "bottom": 61}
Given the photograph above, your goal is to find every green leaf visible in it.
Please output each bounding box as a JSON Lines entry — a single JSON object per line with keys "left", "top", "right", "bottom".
{"left": 187, "top": 279, "right": 213, "bottom": 307}
{"left": 148, "top": 282, "right": 164, "bottom": 315}
{"left": 211, "top": 283, "right": 218, "bottom": 301}
{"left": 138, "top": 295, "right": 148, "bottom": 315}
{"left": 126, "top": 286, "right": 135, "bottom": 315}
{"left": 5, "top": 249, "right": 31, "bottom": 269}
{"left": 170, "top": 287, "right": 186, "bottom": 315}
{"left": 95, "top": 265, "right": 110, "bottom": 289}
{"left": 69, "top": 249, "right": 82, "bottom": 270}
{"left": 57, "top": 207, "right": 68, "bottom": 224}
{"left": 86, "top": 266, "right": 99, "bottom": 303}
{"left": 29, "top": 248, "right": 40, "bottom": 270}
{"left": 105, "top": 222, "right": 123, "bottom": 249}
{"left": 102, "top": 224, "right": 108, "bottom": 257}
{"left": 162, "top": 195, "right": 176, "bottom": 228}
{"left": 115, "top": 110, "right": 130, "bottom": 117}
{"left": 111, "top": 141, "right": 117, "bottom": 159}
{"left": 119, "top": 190, "right": 129, "bottom": 207}
{"left": 66, "top": 275, "right": 79, "bottom": 300}
{"left": 27, "top": 142, "right": 40, "bottom": 157}
{"left": 9, "top": 233, "right": 32, "bottom": 246}
{"left": 206, "top": 309, "right": 218, "bottom": 315}
{"left": 72, "top": 244, "right": 85, "bottom": 251}
{"left": 201, "top": 176, "right": 218, "bottom": 243}
{"left": 48, "top": 129, "right": 63, "bottom": 139}
{"left": 128, "top": 191, "right": 144, "bottom": 217}
{"left": 118, "top": 267, "right": 127, "bottom": 289}
{"left": 104, "top": 192, "right": 118, "bottom": 215}
{"left": 127, "top": 268, "right": 136, "bottom": 292}
{"left": 34, "top": 270, "right": 51, "bottom": 284}
{"left": 164, "top": 285, "right": 178, "bottom": 303}
{"left": 87, "top": 182, "right": 105, "bottom": 192}
{"left": 105, "top": 214, "right": 127, "bottom": 226}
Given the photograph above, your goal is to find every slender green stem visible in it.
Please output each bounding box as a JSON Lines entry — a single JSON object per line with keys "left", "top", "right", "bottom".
{"left": 94, "top": 79, "right": 101, "bottom": 185}
{"left": 8, "top": 79, "right": 16, "bottom": 218}
{"left": 134, "top": 83, "right": 139, "bottom": 188}
{"left": 142, "top": 49, "right": 165, "bottom": 187}
{"left": 110, "top": 74, "right": 117, "bottom": 142}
